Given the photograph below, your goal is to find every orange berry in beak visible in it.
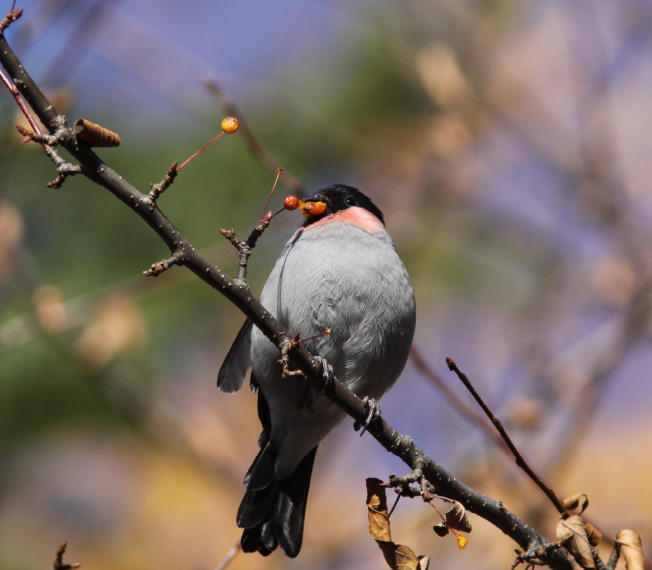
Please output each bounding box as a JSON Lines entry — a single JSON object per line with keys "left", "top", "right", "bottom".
{"left": 300, "top": 200, "right": 327, "bottom": 218}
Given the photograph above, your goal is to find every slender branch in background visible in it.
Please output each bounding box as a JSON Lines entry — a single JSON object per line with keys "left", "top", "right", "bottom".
{"left": 415, "top": 349, "right": 619, "bottom": 559}
{"left": 214, "top": 543, "right": 241, "bottom": 570}
{"left": 0, "top": 66, "right": 39, "bottom": 132}
{"left": 446, "top": 357, "right": 568, "bottom": 517}
{"left": 51, "top": 541, "right": 80, "bottom": 570}
{"left": 538, "top": 0, "right": 652, "bottom": 485}
{"left": 177, "top": 130, "right": 225, "bottom": 171}
{"left": 411, "top": 346, "right": 503, "bottom": 446}
{"left": 203, "top": 76, "right": 304, "bottom": 195}
{"left": 0, "top": 62, "right": 75, "bottom": 181}
{"left": 40, "top": 0, "right": 123, "bottom": 89}
{"left": 258, "top": 167, "right": 284, "bottom": 223}
{"left": 0, "top": 12, "right": 575, "bottom": 568}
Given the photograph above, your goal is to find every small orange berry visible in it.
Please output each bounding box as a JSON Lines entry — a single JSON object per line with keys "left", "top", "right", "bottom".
{"left": 284, "top": 195, "right": 300, "bottom": 210}
{"left": 221, "top": 117, "right": 239, "bottom": 134}
{"left": 301, "top": 201, "right": 327, "bottom": 217}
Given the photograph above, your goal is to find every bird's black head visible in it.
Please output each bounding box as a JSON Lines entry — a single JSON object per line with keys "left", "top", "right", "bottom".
{"left": 301, "top": 184, "right": 385, "bottom": 226}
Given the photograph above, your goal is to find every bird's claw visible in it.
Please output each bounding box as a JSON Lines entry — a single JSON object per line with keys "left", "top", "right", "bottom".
{"left": 314, "top": 356, "right": 334, "bottom": 394}
{"left": 354, "top": 397, "right": 380, "bottom": 436}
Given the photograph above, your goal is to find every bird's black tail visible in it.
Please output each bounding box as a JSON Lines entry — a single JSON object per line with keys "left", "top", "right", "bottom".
{"left": 237, "top": 443, "right": 318, "bottom": 557}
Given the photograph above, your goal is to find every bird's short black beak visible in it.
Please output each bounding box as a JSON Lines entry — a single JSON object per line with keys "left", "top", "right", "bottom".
{"left": 300, "top": 194, "right": 328, "bottom": 219}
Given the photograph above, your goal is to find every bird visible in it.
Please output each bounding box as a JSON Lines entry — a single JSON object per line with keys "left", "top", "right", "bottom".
{"left": 217, "top": 184, "right": 416, "bottom": 557}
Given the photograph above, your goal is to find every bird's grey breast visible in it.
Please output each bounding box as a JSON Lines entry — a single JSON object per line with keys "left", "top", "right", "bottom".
{"left": 256, "top": 222, "right": 415, "bottom": 394}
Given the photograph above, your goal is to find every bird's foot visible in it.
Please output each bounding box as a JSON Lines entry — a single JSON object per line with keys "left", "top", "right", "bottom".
{"left": 314, "top": 356, "right": 334, "bottom": 394}
{"left": 354, "top": 397, "right": 381, "bottom": 436}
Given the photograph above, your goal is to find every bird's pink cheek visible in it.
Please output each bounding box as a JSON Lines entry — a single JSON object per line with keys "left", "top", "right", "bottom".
{"left": 333, "top": 208, "right": 385, "bottom": 233}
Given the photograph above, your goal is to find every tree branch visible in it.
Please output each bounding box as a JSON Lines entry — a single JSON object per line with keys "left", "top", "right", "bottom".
{"left": 446, "top": 357, "right": 568, "bottom": 517}
{"left": 0, "top": 15, "right": 572, "bottom": 569}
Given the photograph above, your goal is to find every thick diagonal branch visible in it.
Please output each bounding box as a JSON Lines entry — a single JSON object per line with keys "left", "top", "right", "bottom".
{"left": 0, "top": 24, "right": 572, "bottom": 570}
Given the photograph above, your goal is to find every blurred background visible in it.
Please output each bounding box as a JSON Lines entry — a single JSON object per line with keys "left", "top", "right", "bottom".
{"left": 1, "top": 0, "right": 651, "bottom": 568}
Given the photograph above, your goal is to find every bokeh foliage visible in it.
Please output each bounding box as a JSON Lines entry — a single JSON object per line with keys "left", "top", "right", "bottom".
{"left": 1, "top": 1, "right": 651, "bottom": 568}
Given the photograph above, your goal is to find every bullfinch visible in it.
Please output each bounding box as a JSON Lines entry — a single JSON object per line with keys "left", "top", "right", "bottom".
{"left": 218, "top": 184, "right": 416, "bottom": 557}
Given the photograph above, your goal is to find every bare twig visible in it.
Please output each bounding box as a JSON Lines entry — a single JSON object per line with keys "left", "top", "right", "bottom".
{"left": 446, "top": 357, "right": 568, "bottom": 517}
{"left": 511, "top": 540, "right": 566, "bottom": 570}
{"left": 143, "top": 252, "right": 183, "bottom": 277}
{"left": 218, "top": 208, "right": 274, "bottom": 284}
{"left": 214, "top": 542, "right": 241, "bottom": 570}
{"left": 1, "top": 67, "right": 39, "bottom": 132}
{"left": 40, "top": 0, "right": 123, "bottom": 89}
{"left": 411, "top": 346, "right": 504, "bottom": 446}
{"left": 149, "top": 161, "right": 178, "bottom": 201}
{"left": 0, "top": 5, "right": 21, "bottom": 33}
{"left": 51, "top": 541, "right": 80, "bottom": 570}
{"left": 177, "top": 130, "right": 225, "bottom": 171}
{"left": 1, "top": 66, "right": 76, "bottom": 183}
{"left": 203, "top": 76, "right": 304, "bottom": 195}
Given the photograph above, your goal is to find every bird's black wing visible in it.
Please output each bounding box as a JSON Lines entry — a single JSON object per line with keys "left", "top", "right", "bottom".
{"left": 217, "top": 319, "right": 253, "bottom": 393}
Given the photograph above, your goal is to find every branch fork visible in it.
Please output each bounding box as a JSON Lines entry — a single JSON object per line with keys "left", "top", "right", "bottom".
{"left": 143, "top": 252, "right": 184, "bottom": 277}
{"left": 389, "top": 465, "right": 432, "bottom": 498}
{"left": 15, "top": 119, "right": 75, "bottom": 147}
{"left": 512, "top": 543, "right": 562, "bottom": 569}
{"left": 220, "top": 210, "right": 274, "bottom": 285}
{"left": 0, "top": 6, "right": 22, "bottom": 33}
{"left": 149, "top": 161, "right": 178, "bottom": 201}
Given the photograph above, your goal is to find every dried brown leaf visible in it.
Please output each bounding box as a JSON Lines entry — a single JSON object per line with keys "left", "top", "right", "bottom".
{"left": 366, "top": 478, "right": 429, "bottom": 570}
{"left": 616, "top": 529, "right": 644, "bottom": 570}
{"left": 433, "top": 523, "right": 449, "bottom": 537}
{"left": 583, "top": 523, "right": 602, "bottom": 547}
{"left": 556, "top": 515, "right": 582, "bottom": 541}
{"left": 556, "top": 516, "right": 595, "bottom": 569}
{"left": 74, "top": 118, "right": 120, "bottom": 147}
{"left": 74, "top": 294, "right": 148, "bottom": 369}
{"left": 563, "top": 493, "right": 589, "bottom": 515}
{"left": 445, "top": 501, "right": 472, "bottom": 533}
{"left": 378, "top": 541, "right": 424, "bottom": 570}
{"left": 0, "top": 196, "right": 24, "bottom": 322}
{"left": 33, "top": 285, "right": 67, "bottom": 332}
{"left": 415, "top": 43, "right": 472, "bottom": 109}
{"left": 0, "top": 200, "right": 24, "bottom": 249}
{"left": 367, "top": 478, "right": 391, "bottom": 542}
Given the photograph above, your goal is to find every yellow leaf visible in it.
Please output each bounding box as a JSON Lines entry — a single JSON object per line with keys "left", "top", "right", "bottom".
{"left": 556, "top": 516, "right": 595, "bottom": 569}
{"left": 616, "top": 529, "right": 644, "bottom": 570}
{"left": 366, "top": 478, "right": 428, "bottom": 569}
{"left": 562, "top": 493, "right": 589, "bottom": 515}
{"left": 367, "top": 478, "right": 392, "bottom": 543}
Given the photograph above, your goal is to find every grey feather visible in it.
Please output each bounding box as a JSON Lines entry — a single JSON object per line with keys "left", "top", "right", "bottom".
{"left": 217, "top": 319, "right": 253, "bottom": 393}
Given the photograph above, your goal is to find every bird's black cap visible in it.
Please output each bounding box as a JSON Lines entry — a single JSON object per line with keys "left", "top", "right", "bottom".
{"left": 302, "top": 184, "right": 385, "bottom": 226}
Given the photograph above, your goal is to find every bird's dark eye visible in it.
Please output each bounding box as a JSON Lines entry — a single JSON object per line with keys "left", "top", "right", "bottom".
{"left": 345, "top": 196, "right": 356, "bottom": 206}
